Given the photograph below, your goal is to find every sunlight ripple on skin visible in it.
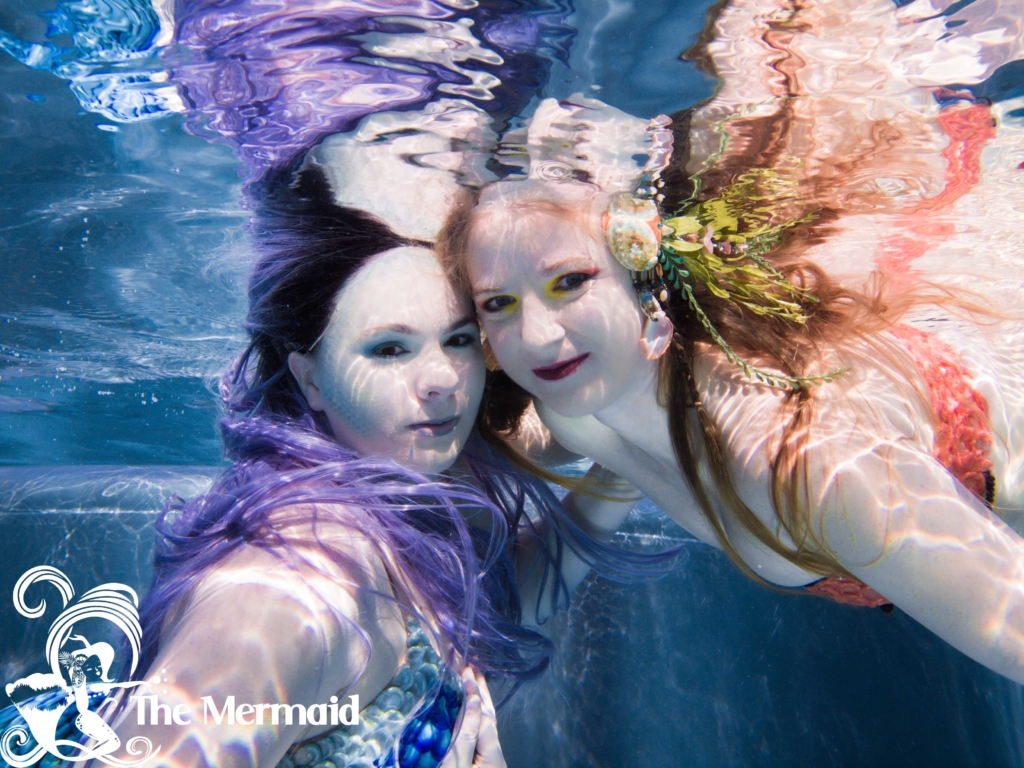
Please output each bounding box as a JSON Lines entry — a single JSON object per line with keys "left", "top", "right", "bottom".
{"left": 468, "top": 189, "right": 651, "bottom": 419}
{"left": 461, "top": 157, "right": 1024, "bottom": 681}
{"left": 290, "top": 247, "right": 484, "bottom": 474}
{"left": 626, "top": 0, "right": 1024, "bottom": 685}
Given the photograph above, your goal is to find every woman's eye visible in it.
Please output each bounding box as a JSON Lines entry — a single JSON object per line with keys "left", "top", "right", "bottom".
{"left": 445, "top": 333, "right": 478, "bottom": 349}
{"left": 480, "top": 295, "right": 519, "bottom": 314}
{"left": 552, "top": 272, "right": 594, "bottom": 292}
{"left": 370, "top": 342, "right": 409, "bottom": 359}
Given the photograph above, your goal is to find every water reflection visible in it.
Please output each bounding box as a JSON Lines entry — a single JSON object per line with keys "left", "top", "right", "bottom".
{"left": 2, "top": 0, "right": 1024, "bottom": 765}
{"left": 309, "top": 98, "right": 498, "bottom": 240}
{"left": 167, "top": 0, "right": 572, "bottom": 178}
{"left": 0, "top": 0, "right": 573, "bottom": 463}
{"left": 0, "top": 0, "right": 178, "bottom": 122}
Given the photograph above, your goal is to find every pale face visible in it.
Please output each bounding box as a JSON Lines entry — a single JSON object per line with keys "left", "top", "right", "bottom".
{"left": 290, "top": 247, "right": 485, "bottom": 474}
{"left": 465, "top": 195, "right": 655, "bottom": 418}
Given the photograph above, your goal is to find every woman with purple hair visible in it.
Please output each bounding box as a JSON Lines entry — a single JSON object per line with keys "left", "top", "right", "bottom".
{"left": 0, "top": 5, "right": 660, "bottom": 763}
{"left": 78, "top": 149, "right": 649, "bottom": 768}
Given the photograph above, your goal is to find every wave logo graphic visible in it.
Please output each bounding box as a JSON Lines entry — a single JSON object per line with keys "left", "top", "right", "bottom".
{"left": 2, "top": 566, "right": 158, "bottom": 766}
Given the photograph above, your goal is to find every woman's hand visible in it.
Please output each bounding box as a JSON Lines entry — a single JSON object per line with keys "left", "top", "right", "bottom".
{"left": 441, "top": 666, "right": 505, "bottom": 768}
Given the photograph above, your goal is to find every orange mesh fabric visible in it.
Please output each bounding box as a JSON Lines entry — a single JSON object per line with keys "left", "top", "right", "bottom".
{"left": 804, "top": 576, "right": 891, "bottom": 609}
{"left": 892, "top": 324, "right": 993, "bottom": 501}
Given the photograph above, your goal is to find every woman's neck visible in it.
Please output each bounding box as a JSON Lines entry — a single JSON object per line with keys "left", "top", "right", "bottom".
{"left": 592, "top": 362, "right": 676, "bottom": 465}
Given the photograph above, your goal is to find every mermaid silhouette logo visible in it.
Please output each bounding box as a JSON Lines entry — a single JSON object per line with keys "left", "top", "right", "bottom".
{"left": 1, "top": 566, "right": 158, "bottom": 766}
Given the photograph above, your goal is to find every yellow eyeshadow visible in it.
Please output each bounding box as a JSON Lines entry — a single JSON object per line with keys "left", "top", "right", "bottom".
{"left": 543, "top": 277, "right": 563, "bottom": 300}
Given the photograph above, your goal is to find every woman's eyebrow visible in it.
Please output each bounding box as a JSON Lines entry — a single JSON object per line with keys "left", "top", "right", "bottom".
{"left": 446, "top": 315, "right": 477, "bottom": 332}
{"left": 541, "top": 257, "right": 597, "bottom": 276}
{"left": 357, "top": 318, "right": 474, "bottom": 339}
{"left": 473, "top": 284, "right": 505, "bottom": 297}
{"left": 357, "top": 323, "right": 415, "bottom": 340}
{"left": 474, "top": 258, "right": 598, "bottom": 296}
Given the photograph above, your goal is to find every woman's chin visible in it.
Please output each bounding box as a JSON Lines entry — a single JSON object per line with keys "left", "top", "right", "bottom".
{"left": 401, "top": 441, "right": 462, "bottom": 475}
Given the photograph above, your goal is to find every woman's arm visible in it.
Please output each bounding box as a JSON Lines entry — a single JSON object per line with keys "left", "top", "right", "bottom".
{"left": 813, "top": 433, "right": 1024, "bottom": 684}
{"left": 698, "top": 345, "right": 1024, "bottom": 683}
{"left": 95, "top": 526, "right": 510, "bottom": 768}
{"left": 101, "top": 546, "right": 370, "bottom": 768}
{"left": 502, "top": 401, "right": 643, "bottom": 627}
{"left": 516, "top": 463, "right": 642, "bottom": 627}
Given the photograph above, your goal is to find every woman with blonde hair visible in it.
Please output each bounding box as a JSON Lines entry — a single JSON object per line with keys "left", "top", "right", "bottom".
{"left": 439, "top": 0, "right": 1024, "bottom": 686}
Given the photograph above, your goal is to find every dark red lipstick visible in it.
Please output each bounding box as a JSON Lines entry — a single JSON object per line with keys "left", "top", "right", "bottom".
{"left": 532, "top": 353, "right": 589, "bottom": 382}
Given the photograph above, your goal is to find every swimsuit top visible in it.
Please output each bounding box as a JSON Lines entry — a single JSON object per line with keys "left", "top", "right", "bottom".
{"left": 276, "top": 617, "right": 463, "bottom": 768}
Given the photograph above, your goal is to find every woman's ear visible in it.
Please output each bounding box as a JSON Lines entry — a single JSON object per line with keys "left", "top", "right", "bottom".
{"left": 287, "top": 351, "right": 326, "bottom": 411}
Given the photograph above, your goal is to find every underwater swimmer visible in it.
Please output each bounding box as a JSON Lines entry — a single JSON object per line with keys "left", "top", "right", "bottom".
{"left": 440, "top": 90, "right": 1024, "bottom": 686}
{"left": 100, "top": 187, "right": 504, "bottom": 768}
{"left": 76, "top": 157, "right": 637, "bottom": 768}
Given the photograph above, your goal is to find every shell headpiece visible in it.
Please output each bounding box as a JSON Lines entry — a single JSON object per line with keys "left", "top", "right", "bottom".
{"left": 604, "top": 170, "right": 847, "bottom": 389}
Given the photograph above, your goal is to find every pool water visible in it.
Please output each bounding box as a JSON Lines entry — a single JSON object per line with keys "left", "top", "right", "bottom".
{"left": 2, "top": 0, "right": 1023, "bottom": 765}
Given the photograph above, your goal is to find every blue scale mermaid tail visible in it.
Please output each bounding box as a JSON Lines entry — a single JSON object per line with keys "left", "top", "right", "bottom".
{"left": 384, "top": 667, "right": 462, "bottom": 768}
{"left": 278, "top": 618, "right": 464, "bottom": 768}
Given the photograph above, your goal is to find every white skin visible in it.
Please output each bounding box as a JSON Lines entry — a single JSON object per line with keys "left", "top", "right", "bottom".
{"left": 287, "top": 244, "right": 634, "bottom": 624}
{"left": 94, "top": 248, "right": 509, "bottom": 768}
{"left": 288, "top": 246, "right": 485, "bottom": 475}
{"left": 95, "top": 246, "right": 626, "bottom": 768}
{"left": 465, "top": 181, "right": 1024, "bottom": 686}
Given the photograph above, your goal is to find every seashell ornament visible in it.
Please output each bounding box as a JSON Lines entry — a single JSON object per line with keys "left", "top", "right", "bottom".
{"left": 603, "top": 192, "right": 663, "bottom": 272}
{"left": 641, "top": 314, "right": 674, "bottom": 360}
{"left": 638, "top": 287, "right": 673, "bottom": 360}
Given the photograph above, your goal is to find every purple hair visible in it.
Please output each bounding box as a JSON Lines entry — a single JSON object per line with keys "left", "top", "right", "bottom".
{"left": 133, "top": 164, "right": 563, "bottom": 692}
{"left": 166, "top": 0, "right": 575, "bottom": 180}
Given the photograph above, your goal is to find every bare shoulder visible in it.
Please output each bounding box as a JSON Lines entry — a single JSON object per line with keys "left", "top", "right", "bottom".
{"left": 162, "top": 504, "right": 406, "bottom": 688}
{"left": 169, "top": 524, "right": 375, "bottom": 680}
{"left": 690, "top": 346, "right": 792, "bottom": 469}
{"left": 198, "top": 504, "right": 385, "bottom": 609}
{"left": 691, "top": 340, "right": 939, "bottom": 543}
{"left": 112, "top": 514, "right": 389, "bottom": 768}
{"left": 693, "top": 338, "right": 934, "bottom": 467}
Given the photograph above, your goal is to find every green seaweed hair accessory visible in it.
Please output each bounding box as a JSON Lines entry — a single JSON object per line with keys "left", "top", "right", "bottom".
{"left": 603, "top": 176, "right": 848, "bottom": 389}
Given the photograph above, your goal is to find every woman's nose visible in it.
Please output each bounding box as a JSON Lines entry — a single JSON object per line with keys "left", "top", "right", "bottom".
{"left": 520, "top": 294, "right": 565, "bottom": 350}
{"left": 416, "top": 348, "right": 461, "bottom": 401}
